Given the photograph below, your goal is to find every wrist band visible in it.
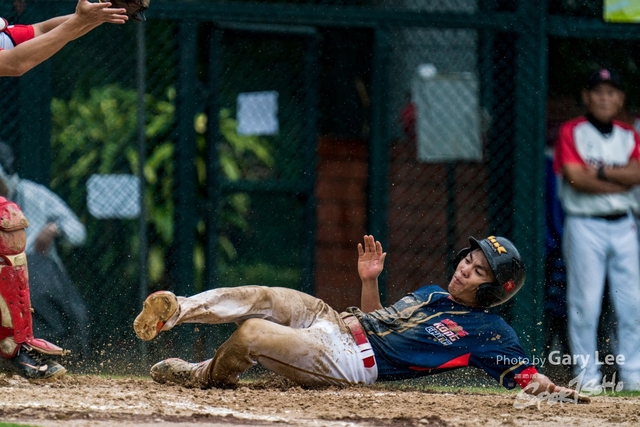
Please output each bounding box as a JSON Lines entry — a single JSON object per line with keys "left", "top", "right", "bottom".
{"left": 597, "top": 165, "right": 607, "bottom": 181}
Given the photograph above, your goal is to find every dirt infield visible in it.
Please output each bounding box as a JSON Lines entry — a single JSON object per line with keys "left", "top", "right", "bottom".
{"left": 1, "top": 373, "right": 639, "bottom": 427}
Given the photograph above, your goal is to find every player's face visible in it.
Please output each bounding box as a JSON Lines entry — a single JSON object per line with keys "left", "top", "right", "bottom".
{"left": 448, "top": 249, "right": 495, "bottom": 306}
{"left": 582, "top": 83, "right": 624, "bottom": 123}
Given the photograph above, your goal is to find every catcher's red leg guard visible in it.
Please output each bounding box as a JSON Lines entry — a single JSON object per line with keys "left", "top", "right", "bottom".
{"left": 0, "top": 197, "right": 63, "bottom": 358}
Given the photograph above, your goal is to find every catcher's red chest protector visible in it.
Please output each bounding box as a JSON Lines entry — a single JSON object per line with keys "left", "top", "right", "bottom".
{"left": 0, "top": 197, "right": 63, "bottom": 358}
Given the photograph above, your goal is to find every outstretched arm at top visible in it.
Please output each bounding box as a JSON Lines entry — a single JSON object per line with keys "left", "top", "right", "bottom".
{"left": 32, "top": 15, "right": 73, "bottom": 37}
{"left": 0, "top": 0, "right": 127, "bottom": 76}
{"left": 66, "top": 0, "right": 129, "bottom": 38}
{"left": 358, "top": 235, "right": 386, "bottom": 313}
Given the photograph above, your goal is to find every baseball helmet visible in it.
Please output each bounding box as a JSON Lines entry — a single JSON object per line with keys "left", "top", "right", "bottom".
{"left": 452, "top": 236, "right": 526, "bottom": 307}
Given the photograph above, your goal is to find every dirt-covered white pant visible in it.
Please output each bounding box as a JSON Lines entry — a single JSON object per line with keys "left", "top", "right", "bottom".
{"left": 161, "top": 286, "right": 378, "bottom": 387}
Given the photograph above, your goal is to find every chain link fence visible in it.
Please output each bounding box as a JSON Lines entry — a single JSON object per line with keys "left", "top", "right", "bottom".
{"left": 0, "top": 0, "right": 635, "bottom": 377}
{"left": 386, "top": 23, "right": 512, "bottom": 304}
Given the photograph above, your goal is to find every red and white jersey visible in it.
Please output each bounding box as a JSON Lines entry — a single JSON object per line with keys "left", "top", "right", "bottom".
{"left": 553, "top": 116, "right": 640, "bottom": 216}
{"left": 0, "top": 20, "right": 34, "bottom": 51}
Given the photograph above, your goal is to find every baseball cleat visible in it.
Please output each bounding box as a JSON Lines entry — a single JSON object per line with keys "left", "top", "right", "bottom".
{"left": 133, "top": 291, "right": 178, "bottom": 341}
{"left": 0, "top": 345, "right": 66, "bottom": 381}
{"left": 150, "top": 358, "right": 207, "bottom": 388}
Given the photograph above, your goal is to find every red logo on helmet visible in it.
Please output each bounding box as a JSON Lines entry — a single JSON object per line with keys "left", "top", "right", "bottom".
{"left": 504, "top": 280, "right": 516, "bottom": 293}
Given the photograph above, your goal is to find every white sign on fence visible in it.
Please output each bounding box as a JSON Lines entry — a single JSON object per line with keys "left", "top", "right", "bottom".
{"left": 87, "top": 174, "right": 140, "bottom": 219}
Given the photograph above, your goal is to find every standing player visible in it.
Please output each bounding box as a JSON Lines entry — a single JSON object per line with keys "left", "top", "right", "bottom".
{"left": 0, "top": 1, "right": 127, "bottom": 381}
{"left": 554, "top": 68, "right": 640, "bottom": 390}
{"left": 134, "top": 235, "right": 587, "bottom": 401}
{"left": 0, "top": 0, "right": 127, "bottom": 76}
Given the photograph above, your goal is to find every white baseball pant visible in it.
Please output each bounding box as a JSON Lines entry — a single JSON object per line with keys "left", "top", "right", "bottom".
{"left": 563, "top": 214, "right": 640, "bottom": 389}
{"left": 160, "top": 286, "right": 378, "bottom": 387}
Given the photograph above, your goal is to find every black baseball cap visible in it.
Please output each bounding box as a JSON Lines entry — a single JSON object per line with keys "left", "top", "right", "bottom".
{"left": 586, "top": 68, "right": 624, "bottom": 91}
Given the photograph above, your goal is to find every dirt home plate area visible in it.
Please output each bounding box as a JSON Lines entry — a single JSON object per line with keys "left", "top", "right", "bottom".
{"left": 1, "top": 374, "right": 639, "bottom": 427}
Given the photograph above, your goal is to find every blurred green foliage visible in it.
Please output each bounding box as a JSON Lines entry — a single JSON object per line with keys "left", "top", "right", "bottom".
{"left": 50, "top": 84, "right": 275, "bottom": 291}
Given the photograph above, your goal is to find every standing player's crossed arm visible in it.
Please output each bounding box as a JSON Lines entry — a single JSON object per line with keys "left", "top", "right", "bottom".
{"left": 563, "top": 163, "right": 631, "bottom": 194}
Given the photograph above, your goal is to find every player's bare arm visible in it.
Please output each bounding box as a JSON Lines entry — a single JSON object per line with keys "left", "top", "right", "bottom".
{"left": 0, "top": 0, "right": 126, "bottom": 77}
{"left": 562, "top": 163, "right": 629, "bottom": 194}
{"left": 526, "top": 373, "right": 591, "bottom": 404}
{"left": 598, "top": 160, "right": 640, "bottom": 186}
{"left": 357, "top": 235, "right": 386, "bottom": 312}
{"left": 32, "top": 15, "right": 73, "bottom": 37}
{"left": 34, "top": 223, "right": 59, "bottom": 254}
{"left": 72, "top": 0, "right": 128, "bottom": 37}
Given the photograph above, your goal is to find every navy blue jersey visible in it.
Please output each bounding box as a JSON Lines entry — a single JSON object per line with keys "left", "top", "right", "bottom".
{"left": 347, "top": 285, "right": 535, "bottom": 389}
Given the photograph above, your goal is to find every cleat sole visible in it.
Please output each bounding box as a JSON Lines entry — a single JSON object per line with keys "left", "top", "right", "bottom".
{"left": 133, "top": 291, "right": 178, "bottom": 341}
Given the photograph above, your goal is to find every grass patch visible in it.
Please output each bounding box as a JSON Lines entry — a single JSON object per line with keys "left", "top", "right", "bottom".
{"left": 371, "top": 381, "right": 512, "bottom": 395}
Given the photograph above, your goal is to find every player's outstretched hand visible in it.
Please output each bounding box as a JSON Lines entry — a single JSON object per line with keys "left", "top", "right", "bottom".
{"left": 358, "top": 235, "right": 387, "bottom": 281}
{"left": 525, "top": 374, "right": 591, "bottom": 404}
{"left": 76, "top": 0, "right": 128, "bottom": 25}
{"left": 548, "top": 384, "right": 591, "bottom": 404}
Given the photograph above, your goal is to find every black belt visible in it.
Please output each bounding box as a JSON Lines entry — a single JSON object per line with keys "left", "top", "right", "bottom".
{"left": 590, "top": 213, "right": 628, "bottom": 221}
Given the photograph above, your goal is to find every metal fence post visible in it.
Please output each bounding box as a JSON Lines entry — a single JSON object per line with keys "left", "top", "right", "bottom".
{"left": 512, "top": 0, "right": 548, "bottom": 357}
{"left": 137, "top": 19, "right": 149, "bottom": 366}
{"left": 369, "top": 26, "right": 391, "bottom": 304}
{"left": 173, "top": 20, "right": 198, "bottom": 359}
{"left": 18, "top": 64, "right": 51, "bottom": 185}
{"left": 300, "top": 32, "right": 320, "bottom": 296}
{"left": 205, "top": 26, "right": 222, "bottom": 293}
